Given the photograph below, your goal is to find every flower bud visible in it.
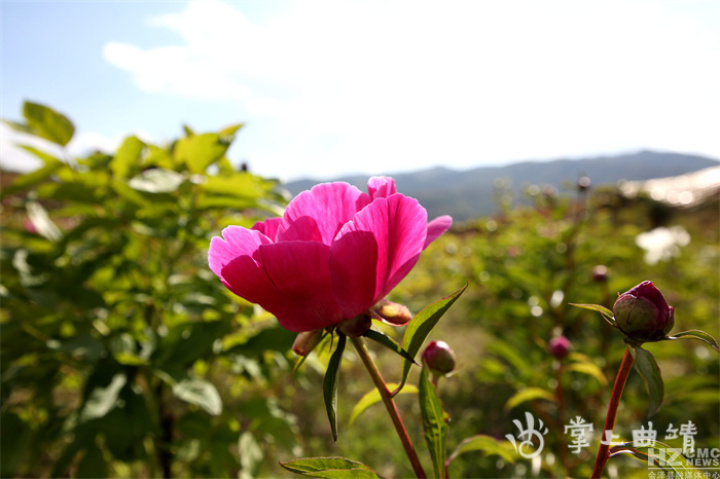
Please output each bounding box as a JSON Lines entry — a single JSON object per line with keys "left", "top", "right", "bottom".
{"left": 577, "top": 176, "right": 591, "bottom": 192}
{"left": 371, "top": 299, "right": 412, "bottom": 326}
{"left": 292, "top": 329, "right": 324, "bottom": 356}
{"left": 613, "top": 281, "right": 675, "bottom": 342}
{"left": 337, "top": 313, "right": 372, "bottom": 337}
{"left": 592, "top": 265, "right": 608, "bottom": 283}
{"left": 548, "top": 336, "right": 571, "bottom": 359}
{"left": 422, "top": 340, "right": 456, "bottom": 375}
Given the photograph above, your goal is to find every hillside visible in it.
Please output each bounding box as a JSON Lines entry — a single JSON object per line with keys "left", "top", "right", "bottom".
{"left": 284, "top": 150, "right": 719, "bottom": 221}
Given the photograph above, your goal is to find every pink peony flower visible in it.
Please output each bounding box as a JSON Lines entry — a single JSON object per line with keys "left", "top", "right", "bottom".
{"left": 208, "top": 177, "right": 452, "bottom": 332}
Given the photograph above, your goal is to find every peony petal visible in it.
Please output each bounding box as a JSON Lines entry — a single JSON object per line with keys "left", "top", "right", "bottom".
{"left": 367, "top": 176, "right": 397, "bottom": 199}
{"left": 208, "top": 226, "right": 272, "bottom": 280}
{"left": 252, "top": 217, "right": 282, "bottom": 241}
{"left": 330, "top": 194, "right": 428, "bottom": 318}
{"left": 278, "top": 182, "right": 370, "bottom": 245}
{"left": 258, "top": 241, "right": 345, "bottom": 332}
{"left": 424, "top": 215, "right": 452, "bottom": 248}
{"left": 209, "top": 227, "right": 279, "bottom": 309}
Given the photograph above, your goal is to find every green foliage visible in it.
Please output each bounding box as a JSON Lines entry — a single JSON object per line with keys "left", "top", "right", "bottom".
{"left": 280, "top": 457, "right": 380, "bottom": 478}
{"left": 0, "top": 101, "right": 294, "bottom": 478}
{"left": 629, "top": 345, "right": 665, "bottom": 418}
{"left": 419, "top": 364, "right": 448, "bottom": 478}
{"left": 323, "top": 334, "right": 346, "bottom": 442}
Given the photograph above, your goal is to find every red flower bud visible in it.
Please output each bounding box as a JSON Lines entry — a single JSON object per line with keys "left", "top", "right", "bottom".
{"left": 548, "top": 336, "right": 571, "bottom": 359}
{"left": 422, "top": 340, "right": 456, "bottom": 375}
{"left": 613, "top": 281, "right": 675, "bottom": 342}
{"left": 592, "top": 265, "right": 608, "bottom": 283}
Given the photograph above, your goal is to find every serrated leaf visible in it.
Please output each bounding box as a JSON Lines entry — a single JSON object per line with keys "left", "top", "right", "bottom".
{"left": 323, "top": 334, "right": 346, "bottom": 441}
{"left": 172, "top": 378, "right": 222, "bottom": 416}
{"left": 23, "top": 101, "right": 75, "bottom": 146}
{"left": 280, "top": 456, "right": 379, "bottom": 478}
{"left": 569, "top": 303, "right": 617, "bottom": 326}
{"left": 174, "top": 132, "right": 229, "bottom": 174}
{"left": 447, "top": 434, "right": 516, "bottom": 466}
{"left": 111, "top": 135, "right": 144, "bottom": 178}
{"left": 504, "top": 387, "right": 555, "bottom": 411}
{"left": 629, "top": 344, "right": 664, "bottom": 417}
{"left": 666, "top": 330, "right": 720, "bottom": 352}
{"left": 349, "top": 383, "right": 418, "bottom": 425}
{"left": 395, "top": 284, "right": 467, "bottom": 395}
{"left": 363, "top": 329, "right": 416, "bottom": 364}
{"left": 609, "top": 441, "right": 698, "bottom": 474}
{"left": 419, "top": 364, "right": 448, "bottom": 478}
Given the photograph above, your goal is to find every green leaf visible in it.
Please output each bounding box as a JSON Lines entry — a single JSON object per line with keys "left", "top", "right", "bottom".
{"left": 395, "top": 284, "right": 467, "bottom": 395}
{"left": 75, "top": 443, "right": 107, "bottom": 479}
{"left": 23, "top": 101, "right": 75, "bottom": 146}
{"left": 111, "top": 135, "right": 144, "bottom": 178}
{"left": 349, "top": 383, "right": 418, "bottom": 425}
{"left": 419, "top": 364, "right": 448, "bottom": 478}
{"left": 666, "top": 330, "right": 720, "bottom": 352}
{"left": 564, "top": 361, "right": 608, "bottom": 386}
{"left": 323, "top": 334, "right": 346, "bottom": 441}
{"left": 504, "top": 387, "right": 555, "bottom": 411}
{"left": 609, "top": 441, "right": 699, "bottom": 474}
{"left": 174, "top": 132, "right": 229, "bottom": 174}
{"left": 219, "top": 123, "right": 244, "bottom": 139}
{"left": 238, "top": 431, "right": 264, "bottom": 479}
{"left": 280, "top": 457, "right": 379, "bottom": 478}
{"left": 446, "top": 434, "right": 516, "bottom": 466}
{"left": 568, "top": 303, "right": 617, "bottom": 327}
{"left": 363, "top": 329, "right": 416, "bottom": 364}
{"left": 127, "top": 168, "right": 185, "bottom": 193}
{"left": 80, "top": 373, "right": 127, "bottom": 422}
{"left": 26, "top": 201, "right": 62, "bottom": 242}
{"left": 0, "top": 154, "right": 65, "bottom": 198}
{"left": 629, "top": 344, "right": 664, "bottom": 417}
{"left": 2, "top": 119, "right": 34, "bottom": 135}
{"left": 172, "top": 378, "right": 223, "bottom": 416}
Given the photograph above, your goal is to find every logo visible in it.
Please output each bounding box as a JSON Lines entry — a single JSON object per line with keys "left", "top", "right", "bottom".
{"left": 506, "top": 412, "right": 549, "bottom": 459}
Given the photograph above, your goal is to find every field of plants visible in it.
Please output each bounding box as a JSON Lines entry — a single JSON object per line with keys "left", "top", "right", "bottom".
{"left": 1, "top": 103, "right": 718, "bottom": 478}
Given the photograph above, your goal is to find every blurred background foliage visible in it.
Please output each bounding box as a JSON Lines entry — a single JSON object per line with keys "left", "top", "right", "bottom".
{"left": 1, "top": 102, "right": 718, "bottom": 478}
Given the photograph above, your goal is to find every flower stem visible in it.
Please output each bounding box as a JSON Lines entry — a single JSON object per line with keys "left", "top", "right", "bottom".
{"left": 350, "top": 336, "right": 427, "bottom": 479}
{"left": 592, "top": 347, "right": 635, "bottom": 478}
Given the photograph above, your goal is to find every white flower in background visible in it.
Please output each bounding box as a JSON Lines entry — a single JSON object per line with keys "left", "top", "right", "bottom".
{"left": 635, "top": 226, "right": 690, "bottom": 265}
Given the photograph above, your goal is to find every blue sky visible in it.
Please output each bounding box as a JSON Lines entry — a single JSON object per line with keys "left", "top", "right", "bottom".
{"left": 1, "top": 0, "right": 719, "bottom": 181}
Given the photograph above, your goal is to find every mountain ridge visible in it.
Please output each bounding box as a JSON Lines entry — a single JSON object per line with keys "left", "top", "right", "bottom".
{"left": 284, "top": 150, "right": 719, "bottom": 221}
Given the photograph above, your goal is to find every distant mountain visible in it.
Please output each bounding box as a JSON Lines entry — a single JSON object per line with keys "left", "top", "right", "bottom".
{"left": 284, "top": 150, "right": 719, "bottom": 221}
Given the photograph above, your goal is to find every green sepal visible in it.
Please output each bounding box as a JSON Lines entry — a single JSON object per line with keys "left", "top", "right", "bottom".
{"left": 568, "top": 303, "right": 617, "bottom": 327}
{"left": 665, "top": 330, "right": 720, "bottom": 352}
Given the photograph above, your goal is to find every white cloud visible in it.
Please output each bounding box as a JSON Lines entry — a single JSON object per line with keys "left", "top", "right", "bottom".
{"left": 102, "top": 0, "right": 720, "bottom": 179}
